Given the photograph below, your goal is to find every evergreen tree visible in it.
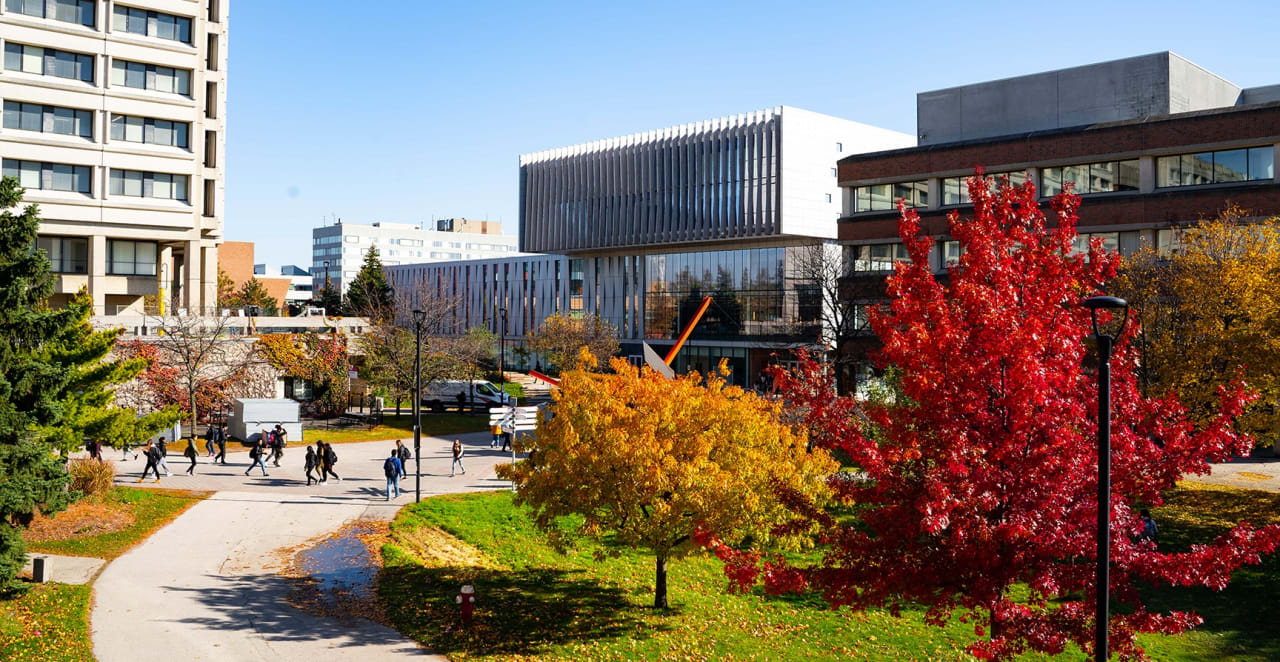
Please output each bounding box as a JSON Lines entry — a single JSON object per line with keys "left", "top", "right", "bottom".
{"left": 345, "top": 247, "right": 393, "bottom": 318}
{"left": 0, "top": 177, "right": 178, "bottom": 590}
{"left": 314, "top": 275, "right": 344, "bottom": 316}
{"left": 216, "top": 268, "right": 236, "bottom": 309}
{"left": 233, "top": 277, "right": 280, "bottom": 315}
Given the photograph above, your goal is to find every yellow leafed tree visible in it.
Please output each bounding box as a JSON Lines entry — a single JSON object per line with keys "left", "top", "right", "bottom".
{"left": 497, "top": 350, "right": 836, "bottom": 608}
{"left": 1114, "top": 207, "right": 1280, "bottom": 446}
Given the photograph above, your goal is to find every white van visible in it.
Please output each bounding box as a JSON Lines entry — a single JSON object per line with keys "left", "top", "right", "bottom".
{"left": 421, "top": 380, "right": 514, "bottom": 412}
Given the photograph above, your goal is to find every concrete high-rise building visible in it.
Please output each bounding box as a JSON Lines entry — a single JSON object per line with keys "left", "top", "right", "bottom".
{"left": 1, "top": 0, "right": 228, "bottom": 315}
{"left": 311, "top": 219, "right": 518, "bottom": 295}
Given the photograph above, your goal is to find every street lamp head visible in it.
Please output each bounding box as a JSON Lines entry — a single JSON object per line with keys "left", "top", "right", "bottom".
{"left": 412, "top": 309, "right": 426, "bottom": 321}
{"left": 1082, "top": 295, "right": 1129, "bottom": 339}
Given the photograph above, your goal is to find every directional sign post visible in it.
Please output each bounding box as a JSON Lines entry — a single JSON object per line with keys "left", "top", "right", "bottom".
{"left": 490, "top": 405, "right": 539, "bottom": 491}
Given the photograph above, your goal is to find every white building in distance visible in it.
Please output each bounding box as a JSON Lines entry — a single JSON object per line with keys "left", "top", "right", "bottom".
{"left": 311, "top": 218, "right": 518, "bottom": 294}
{"left": 2, "top": 0, "right": 227, "bottom": 315}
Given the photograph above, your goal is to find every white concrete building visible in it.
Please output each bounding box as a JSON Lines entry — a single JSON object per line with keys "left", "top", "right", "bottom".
{"left": 312, "top": 219, "right": 518, "bottom": 294}
{"left": 254, "top": 263, "right": 312, "bottom": 305}
{"left": 1, "top": 0, "right": 227, "bottom": 315}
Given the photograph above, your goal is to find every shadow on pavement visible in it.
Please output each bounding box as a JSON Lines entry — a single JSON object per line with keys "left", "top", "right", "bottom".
{"left": 161, "top": 573, "right": 427, "bottom": 654}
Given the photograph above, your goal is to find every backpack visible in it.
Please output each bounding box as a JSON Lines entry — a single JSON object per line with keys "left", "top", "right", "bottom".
{"left": 383, "top": 457, "right": 399, "bottom": 478}
{"left": 326, "top": 447, "right": 338, "bottom": 465}
{"left": 398, "top": 446, "right": 411, "bottom": 462}
{"left": 250, "top": 445, "right": 261, "bottom": 460}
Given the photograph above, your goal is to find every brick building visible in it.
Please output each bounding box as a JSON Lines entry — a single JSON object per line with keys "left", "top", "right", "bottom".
{"left": 836, "top": 52, "right": 1280, "bottom": 380}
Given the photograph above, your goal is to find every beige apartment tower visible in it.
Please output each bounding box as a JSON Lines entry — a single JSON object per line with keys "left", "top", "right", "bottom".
{"left": 1, "top": 0, "right": 227, "bottom": 315}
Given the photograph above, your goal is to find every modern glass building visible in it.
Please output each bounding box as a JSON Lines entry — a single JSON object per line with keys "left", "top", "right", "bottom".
{"left": 387, "top": 107, "right": 913, "bottom": 385}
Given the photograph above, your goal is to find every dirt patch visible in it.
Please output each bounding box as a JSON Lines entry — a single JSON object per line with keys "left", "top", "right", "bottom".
{"left": 276, "top": 520, "right": 391, "bottom": 625}
{"left": 23, "top": 500, "right": 134, "bottom": 543}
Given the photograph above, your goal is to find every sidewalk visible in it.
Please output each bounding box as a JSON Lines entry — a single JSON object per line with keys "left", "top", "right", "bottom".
{"left": 92, "top": 434, "right": 514, "bottom": 662}
{"left": 1199, "top": 449, "right": 1280, "bottom": 492}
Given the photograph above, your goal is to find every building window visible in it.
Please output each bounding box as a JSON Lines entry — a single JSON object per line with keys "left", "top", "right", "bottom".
{"left": 112, "top": 5, "right": 192, "bottom": 43}
{"left": 5, "top": 0, "right": 95, "bottom": 27}
{"left": 1156, "top": 147, "right": 1275, "bottom": 188}
{"left": 825, "top": 193, "right": 833, "bottom": 203}
{"left": 853, "top": 180, "right": 928, "bottom": 212}
{"left": 205, "top": 81, "right": 217, "bottom": 117}
{"left": 1041, "top": 159, "right": 1139, "bottom": 196}
{"left": 109, "top": 114, "right": 189, "bottom": 148}
{"left": 942, "top": 240, "right": 963, "bottom": 266}
{"left": 206, "top": 33, "right": 219, "bottom": 70}
{"left": 109, "top": 58, "right": 191, "bottom": 95}
{"left": 942, "top": 171, "right": 1028, "bottom": 206}
{"left": 202, "top": 178, "right": 215, "bottom": 216}
{"left": 1072, "top": 232, "right": 1119, "bottom": 259}
{"left": 204, "top": 130, "right": 217, "bottom": 167}
{"left": 108, "top": 169, "right": 189, "bottom": 201}
{"left": 3, "top": 43, "right": 94, "bottom": 83}
{"left": 2, "top": 159, "right": 91, "bottom": 194}
{"left": 3, "top": 101, "right": 93, "bottom": 138}
{"left": 847, "top": 243, "right": 911, "bottom": 272}
{"left": 107, "top": 239, "right": 157, "bottom": 276}
{"left": 36, "top": 236, "right": 88, "bottom": 274}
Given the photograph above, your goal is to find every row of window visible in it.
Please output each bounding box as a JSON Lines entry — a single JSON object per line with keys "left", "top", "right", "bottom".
{"left": 36, "top": 236, "right": 156, "bottom": 276}
{"left": 2, "top": 159, "right": 189, "bottom": 200}
{"left": 7, "top": 0, "right": 196, "bottom": 45}
{"left": 3, "top": 101, "right": 93, "bottom": 138}
{"left": 1156, "top": 147, "right": 1274, "bottom": 188}
{"left": 109, "top": 59, "right": 191, "bottom": 95}
{"left": 4, "top": 101, "right": 190, "bottom": 148}
{"left": 851, "top": 148, "right": 1276, "bottom": 213}
{"left": 6, "top": 0, "right": 94, "bottom": 28}
{"left": 112, "top": 5, "right": 192, "bottom": 44}
{"left": 4, "top": 43, "right": 194, "bottom": 96}
{"left": 4, "top": 43, "right": 94, "bottom": 82}
{"left": 853, "top": 180, "right": 928, "bottom": 212}
{"left": 849, "top": 232, "right": 1133, "bottom": 273}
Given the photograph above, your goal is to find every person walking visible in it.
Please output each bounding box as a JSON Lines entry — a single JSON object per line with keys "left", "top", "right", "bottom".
{"left": 214, "top": 425, "right": 227, "bottom": 464}
{"left": 156, "top": 436, "right": 173, "bottom": 477}
{"left": 304, "top": 445, "right": 319, "bottom": 486}
{"left": 383, "top": 449, "right": 402, "bottom": 500}
{"left": 244, "top": 438, "right": 270, "bottom": 477}
{"left": 137, "top": 441, "right": 162, "bottom": 483}
{"left": 451, "top": 438, "right": 466, "bottom": 477}
{"left": 490, "top": 423, "right": 501, "bottom": 448}
{"left": 271, "top": 426, "right": 286, "bottom": 467}
{"left": 121, "top": 437, "right": 139, "bottom": 461}
{"left": 319, "top": 441, "right": 341, "bottom": 483}
{"left": 204, "top": 426, "right": 216, "bottom": 457}
{"left": 395, "top": 439, "right": 411, "bottom": 480}
{"left": 500, "top": 429, "right": 511, "bottom": 453}
{"left": 184, "top": 439, "right": 198, "bottom": 475}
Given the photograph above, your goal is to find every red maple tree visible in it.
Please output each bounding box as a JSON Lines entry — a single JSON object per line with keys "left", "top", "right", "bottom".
{"left": 699, "top": 173, "right": 1280, "bottom": 660}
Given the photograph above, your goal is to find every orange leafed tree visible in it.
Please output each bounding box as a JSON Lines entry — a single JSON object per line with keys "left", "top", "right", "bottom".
{"left": 498, "top": 351, "right": 836, "bottom": 608}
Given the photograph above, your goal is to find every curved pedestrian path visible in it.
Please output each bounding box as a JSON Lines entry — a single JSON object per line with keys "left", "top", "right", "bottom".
{"left": 92, "top": 433, "right": 511, "bottom": 661}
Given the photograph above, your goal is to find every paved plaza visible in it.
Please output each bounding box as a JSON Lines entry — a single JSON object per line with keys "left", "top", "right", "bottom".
{"left": 92, "top": 432, "right": 512, "bottom": 661}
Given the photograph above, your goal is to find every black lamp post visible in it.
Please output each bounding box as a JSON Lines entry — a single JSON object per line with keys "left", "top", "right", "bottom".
{"left": 497, "top": 306, "right": 508, "bottom": 395}
{"left": 1082, "top": 294, "right": 1128, "bottom": 662}
{"left": 411, "top": 308, "right": 426, "bottom": 502}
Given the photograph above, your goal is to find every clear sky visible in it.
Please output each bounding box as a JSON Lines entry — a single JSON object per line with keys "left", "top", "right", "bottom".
{"left": 226, "top": 0, "right": 1280, "bottom": 268}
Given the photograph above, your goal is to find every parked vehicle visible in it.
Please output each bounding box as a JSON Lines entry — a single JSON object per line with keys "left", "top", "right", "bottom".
{"left": 420, "top": 380, "right": 514, "bottom": 412}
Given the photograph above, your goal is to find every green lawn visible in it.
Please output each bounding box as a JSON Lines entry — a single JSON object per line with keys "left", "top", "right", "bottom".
{"left": 379, "top": 484, "right": 1280, "bottom": 662}
{"left": 0, "top": 486, "right": 208, "bottom": 662}
{"left": 306, "top": 413, "right": 490, "bottom": 445}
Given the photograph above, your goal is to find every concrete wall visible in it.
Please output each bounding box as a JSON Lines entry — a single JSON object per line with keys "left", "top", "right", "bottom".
{"left": 1240, "top": 85, "right": 1280, "bottom": 106}
{"left": 918, "top": 52, "right": 1242, "bottom": 145}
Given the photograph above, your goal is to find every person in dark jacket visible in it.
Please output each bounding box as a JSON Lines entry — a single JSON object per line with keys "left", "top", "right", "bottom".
{"left": 204, "top": 426, "right": 216, "bottom": 457}
{"left": 156, "top": 436, "right": 172, "bottom": 477}
{"left": 304, "top": 445, "right": 319, "bottom": 486}
{"left": 214, "top": 425, "right": 227, "bottom": 464}
{"left": 272, "top": 424, "right": 287, "bottom": 466}
{"left": 184, "top": 439, "right": 197, "bottom": 475}
{"left": 395, "top": 439, "right": 411, "bottom": 479}
{"left": 244, "top": 438, "right": 270, "bottom": 477}
{"left": 137, "top": 441, "right": 162, "bottom": 483}
{"left": 383, "top": 449, "right": 402, "bottom": 500}
{"left": 320, "top": 441, "right": 341, "bottom": 483}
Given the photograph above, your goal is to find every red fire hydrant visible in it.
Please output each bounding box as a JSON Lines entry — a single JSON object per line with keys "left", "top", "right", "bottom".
{"left": 456, "top": 584, "right": 476, "bottom": 627}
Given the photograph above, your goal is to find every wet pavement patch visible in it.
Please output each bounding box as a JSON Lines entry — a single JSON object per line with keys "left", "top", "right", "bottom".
{"left": 280, "top": 520, "right": 390, "bottom": 623}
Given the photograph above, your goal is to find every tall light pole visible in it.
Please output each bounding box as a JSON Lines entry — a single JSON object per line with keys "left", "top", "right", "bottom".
{"left": 497, "top": 306, "right": 508, "bottom": 396}
{"left": 1082, "top": 295, "right": 1128, "bottom": 662}
{"left": 411, "top": 308, "right": 427, "bottom": 502}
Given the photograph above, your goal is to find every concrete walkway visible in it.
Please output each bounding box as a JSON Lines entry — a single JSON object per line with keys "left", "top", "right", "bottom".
{"left": 20, "top": 553, "right": 105, "bottom": 585}
{"left": 92, "top": 433, "right": 514, "bottom": 661}
{"left": 1199, "top": 449, "right": 1280, "bottom": 492}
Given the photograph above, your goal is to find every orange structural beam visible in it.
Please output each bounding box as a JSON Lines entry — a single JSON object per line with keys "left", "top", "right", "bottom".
{"left": 663, "top": 295, "right": 712, "bottom": 365}
{"left": 528, "top": 369, "right": 560, "bottom": 387}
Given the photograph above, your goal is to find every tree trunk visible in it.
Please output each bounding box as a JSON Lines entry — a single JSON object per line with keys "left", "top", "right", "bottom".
{"left": 654, "top": 555, "right": 669, "bottom": 609}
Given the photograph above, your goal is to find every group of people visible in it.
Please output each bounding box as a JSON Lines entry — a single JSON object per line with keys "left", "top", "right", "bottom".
{"left": 302, "top": 440, "right": 342, "bottom": 485}
{"left": 134, "top": 436, "right": 201, "bottom": 482}
{"left": 381, "top": 439, "right": 415, "bottom": 499}
{"left": 243, "top": 425, "right": 290, "bottom": 476}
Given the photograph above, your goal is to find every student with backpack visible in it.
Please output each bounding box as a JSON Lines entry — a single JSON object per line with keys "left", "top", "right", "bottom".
{"left": 318, "top": 441, "right": 341, "bottom": 483}
{"left": 156, "top": 436, "right": 172, "bottom": 476}
{"left": 383, "top": 449, "right": 403, "bottom": 500}
{"left": 184, "top": 439, "right": 197, "bottom": 475}
{"left": 304, "top": 445, "right": 319, "bottom": 486}
{"left": 272, "top": 424, "right": 287, "bottom": 466}
{"left": 244, "top": 438, "right": 270, "bottom": 477}
{"left": 395, "top": 439, "right": 411, "bottom": 479}
{"left": 137, "top": 441, "right": 162, "bottom": 483}
{"left": 451, "top": 438, "right": 465, "bottom": 477}
{"left": 214, "top": 425, "right": 227, "bottom": 464}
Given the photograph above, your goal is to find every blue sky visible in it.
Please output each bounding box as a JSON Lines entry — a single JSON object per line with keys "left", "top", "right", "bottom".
{"left": 226, "top": 0, "right": 1280, "bottom": 268}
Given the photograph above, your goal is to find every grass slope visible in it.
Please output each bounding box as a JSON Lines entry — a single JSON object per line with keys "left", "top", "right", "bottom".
{"left": 307, "top": 414, "right": 489, "bottom": 445}
{"left": 380, "top": 484, "right": 1280, "bottom": 662}
{"left": 0, "top": 486, "right": 208, "bottom": 662}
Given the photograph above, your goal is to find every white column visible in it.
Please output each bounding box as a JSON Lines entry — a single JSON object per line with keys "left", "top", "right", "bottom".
{"left": 88, "top": 235, "right": 107, "bottom": 315}
{"left": 183, "top": 240, "right": 200, "bottom": 312}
